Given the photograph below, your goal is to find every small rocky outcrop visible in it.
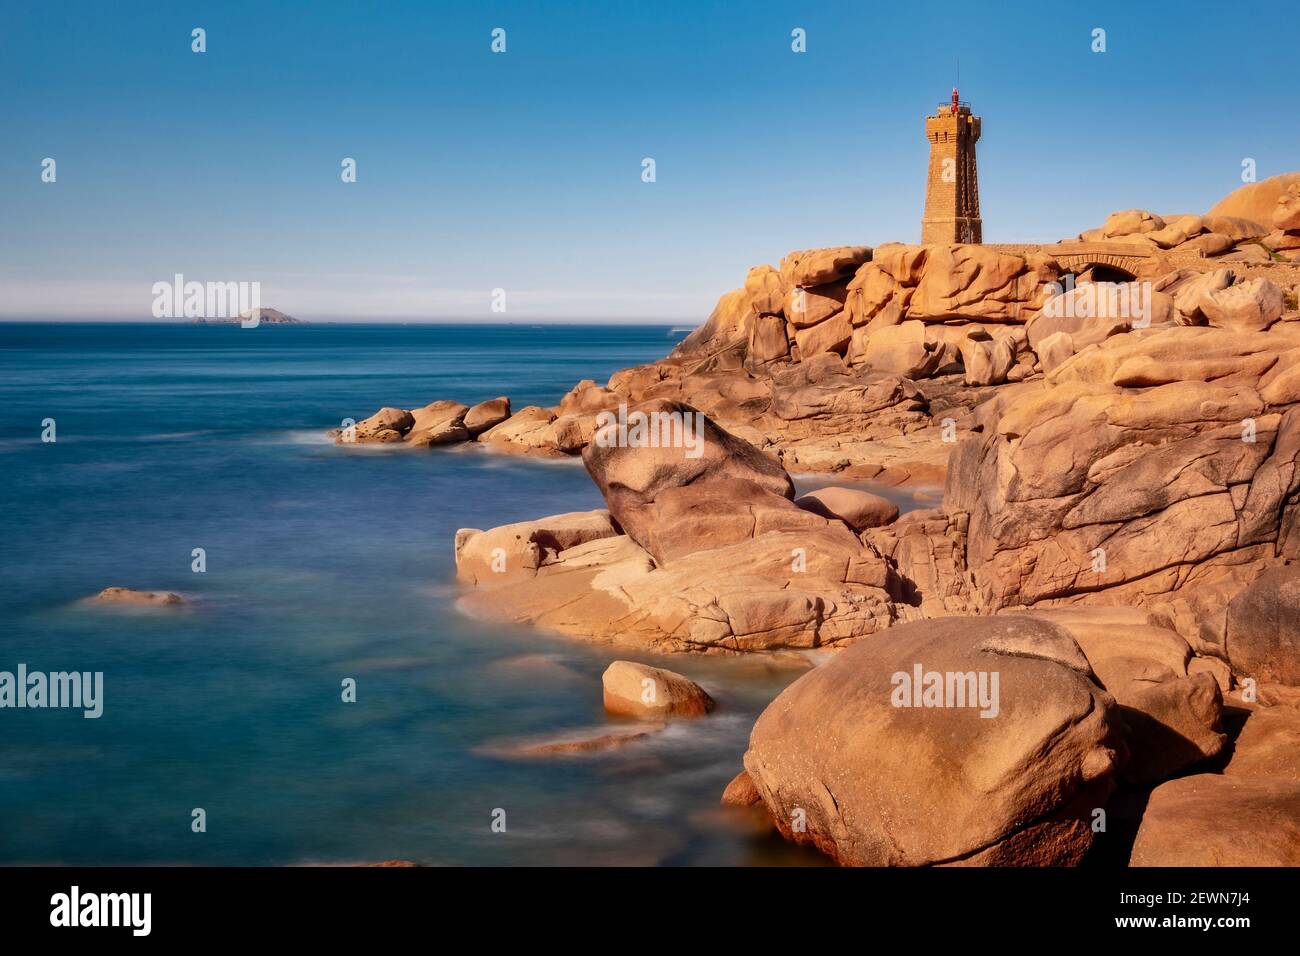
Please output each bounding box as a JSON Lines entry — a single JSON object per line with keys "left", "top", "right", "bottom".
{"left": 1080, "top": 197, "right": 1295, "bottom": 263}
{"left": 456, "top": 406, "right": 907, "bottom": 654}
{"left": 335, "top": 396, "right": 514, "bottom": 450}
{"left": 90, "top": 587, "right": 186, "bottom": 607}
{"left": 601, "top": 661, "right": 715, "bottom": 718}
{"left": 454, "top": 510, "right": 618, "bottom": 586}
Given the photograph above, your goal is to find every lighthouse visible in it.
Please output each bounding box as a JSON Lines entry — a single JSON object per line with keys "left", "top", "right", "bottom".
{"left": 921, "top": 88, "right": 982, "bottom": 244}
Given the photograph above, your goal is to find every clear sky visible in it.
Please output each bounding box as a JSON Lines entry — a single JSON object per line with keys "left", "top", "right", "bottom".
{"left": 3, "top": 0, "right": 1295, "bottom": 321}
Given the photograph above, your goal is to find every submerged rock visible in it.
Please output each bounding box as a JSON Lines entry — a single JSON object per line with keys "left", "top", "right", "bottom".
{"left": 480, "top": 722, "right": 667, "bottom": 758}
{"left": 90, "top": 587, "right": 186, "bottom": 607}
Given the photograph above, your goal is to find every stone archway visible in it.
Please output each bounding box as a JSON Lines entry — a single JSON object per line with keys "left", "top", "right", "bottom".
{"left": 1047, "top": 242, "right": 1156, "bottom": 281}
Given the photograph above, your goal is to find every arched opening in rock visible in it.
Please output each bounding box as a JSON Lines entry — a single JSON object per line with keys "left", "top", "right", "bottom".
{"left": 1075, "top": 263, "right": 1139, "bottom": 284}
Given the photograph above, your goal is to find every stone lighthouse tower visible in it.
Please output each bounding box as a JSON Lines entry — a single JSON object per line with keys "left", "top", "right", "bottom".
{"left": 922, "top": 88, "right": 982, "bottom": 244}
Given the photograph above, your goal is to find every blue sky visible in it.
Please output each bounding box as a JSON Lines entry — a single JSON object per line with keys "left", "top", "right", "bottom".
{"left": 2, "top": 0, "right": 1296, "bottom": 320}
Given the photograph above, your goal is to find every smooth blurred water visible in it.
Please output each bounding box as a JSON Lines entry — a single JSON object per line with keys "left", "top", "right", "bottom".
{"left": 0, "top": 323, "right": 824, "bottom": 866}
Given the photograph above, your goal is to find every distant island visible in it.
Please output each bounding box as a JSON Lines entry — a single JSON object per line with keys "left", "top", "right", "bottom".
{"left": 194, "top": 308, "right": 304, "bottom": 325}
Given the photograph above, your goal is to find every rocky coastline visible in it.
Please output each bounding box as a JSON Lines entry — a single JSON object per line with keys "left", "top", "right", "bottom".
{"left": 336, "top": 173, "right": 1300, "bottom": 866}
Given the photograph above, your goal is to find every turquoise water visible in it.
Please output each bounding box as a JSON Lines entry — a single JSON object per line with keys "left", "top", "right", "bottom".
{"left": 0, "top": 323, "right": 821, "bottom": 866}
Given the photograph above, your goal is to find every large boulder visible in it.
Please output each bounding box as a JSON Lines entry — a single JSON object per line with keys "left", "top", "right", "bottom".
{"left": 1172, "top": 268, "right": 1234, "bottom": 325}
{"left": 850, "top": 320, "right": 946, "bottom": 377}
{"left": 1045, "top": 323, "right": 1293, "bottom": 387}
{"left": 908, "top": 245, "right": 1049, "bottom": 323}
{"left": 742, "top": 616, "right": 1125, "bottom": 866}
{"left": 1101, "top": 209, "right": 1164, "bottom": 238}
{"left": 1008, "top": 608, "right": 1220, "bottom": 785}
{"left": 958, "top": 335, "right": 1016, "bottom": 386}
{"left": 1198, "top": 277, "right": 1285, "bottom": 333}
{"left": 1223, "top": 706, "right": 1300, "bottom": 781}
{"left": 464, "top": 397, "right": 511, "bottom": 436}
{"left": 1204, "top": 216, "right": 1269, "bottom": 243}
{"left": 1029, "top": 282, "right": 1169, "bottom": 350}
{"left": 1115, "top": 673, "right": 1227, "bottom": 784}
{"left": 793, "top": 311, "right": 853, "bottom": 358}
{"left": 478, "top": 405, "right": 563, "bottom": 456}
{"left": 794, "top": 487, "right": 899, "bottom": 532}
{"left": 779, "top": 246, "right": 871, "bottom": 289}
{"left": 1217, "top": 243, "right": 1272, "bottom": 264}
{"left": 1034, "top": 330, "right": 1075, "bottom": 373}
{"left": 1265, "top": 229, "right": 1300, "bottom": 252}
{"left": 1145, "top": 215, "right": 1204, "bottom": 249}
{"left": 743, "top": 265, "right": 785, "bottom": 315}
{"left": 349, "top": 406, "right": 413, "bottom": 443}
{"left": 1224, "top": 566, "right": 1300, "bottom": 685}
{"left": 1177, "top": 231, "right": 1235, "bottom": 257}
{"left": 406, "top": 400, "right": 470, "bottom": 446}
{"left": 1207, "top": 172, "right": 1300, "bottom": 225}
{"left": 632, "top": 477, "right": 849, "bottom": 565}
{"left": 1273, "top": 182, "right": 1300, "bottom": 231}
{"left": 746, "top": 313, "right": 790, "bottom": 366}
{"left": 582, "top": 400, "right": 794, "bottom": 555}
{"left": 1024, "top": 607, "right": 1191, "bottom": 698}
{"left": 1129, "top": 774, "right": 1300, "bottom": 866}
{"left": 784, "top": 280, "right": 849, "bottom": 329}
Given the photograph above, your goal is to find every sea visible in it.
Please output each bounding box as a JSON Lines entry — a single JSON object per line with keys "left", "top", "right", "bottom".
{"left": 0, "top": 321, "right": 913, "bottom": 865}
